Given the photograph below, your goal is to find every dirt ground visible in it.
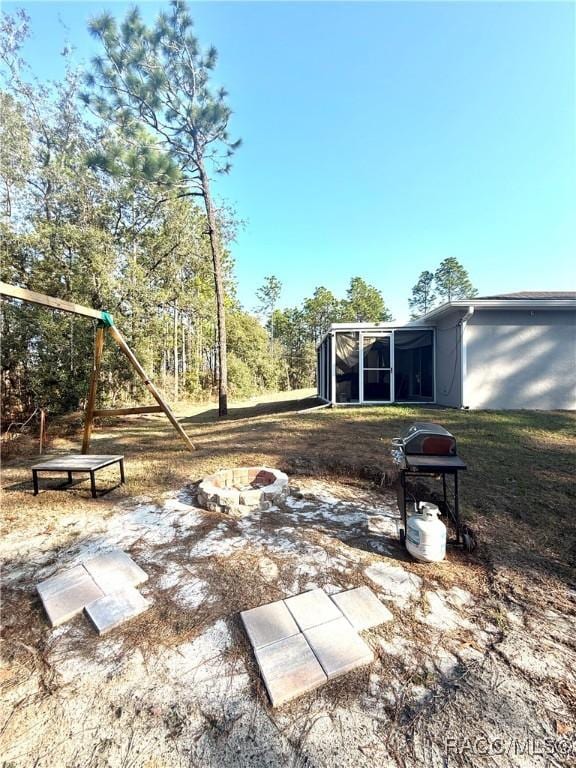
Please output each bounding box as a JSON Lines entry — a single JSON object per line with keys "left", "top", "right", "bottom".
{"left": 1, "top": 391, "right": 575, "bottom": 767}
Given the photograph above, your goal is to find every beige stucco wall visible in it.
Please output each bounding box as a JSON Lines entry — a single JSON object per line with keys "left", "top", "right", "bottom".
{"left": 465, "top": 309, "right": 576, "bottom": 410}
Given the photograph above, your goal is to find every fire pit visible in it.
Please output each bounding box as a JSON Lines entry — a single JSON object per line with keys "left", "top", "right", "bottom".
{"left": 197, "top": 466, "right": 289, "bottom": 516}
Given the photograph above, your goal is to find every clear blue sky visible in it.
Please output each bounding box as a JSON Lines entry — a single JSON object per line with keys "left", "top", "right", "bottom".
{"left": 6, "top": 1, "right": 576, "bottom": 321}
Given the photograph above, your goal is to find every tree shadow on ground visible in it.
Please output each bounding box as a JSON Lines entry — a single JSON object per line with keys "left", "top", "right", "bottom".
{"left": 3, "top": 403, "right": 575, "bottom": 597}
{"left": 180, "top": 395, "right": 323, "bottom": 424}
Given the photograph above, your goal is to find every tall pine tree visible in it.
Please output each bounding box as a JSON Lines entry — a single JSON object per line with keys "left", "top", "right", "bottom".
{"left": 256, "top": 275, "right": 282, "bottom": 346}
{"left": 83, "top": 1, "right": 240, "bottom": 415}
{"left": 303, "top": 286, "right": 342, "bottom": 342}
{"left": 409, "top": 270, "right": 437, "bottom": 318}
{"left": 434, "top": 258, "right": 477, "bottom": 303}
{"left": 342, "top": 277, "right": 392, "bottom": 322}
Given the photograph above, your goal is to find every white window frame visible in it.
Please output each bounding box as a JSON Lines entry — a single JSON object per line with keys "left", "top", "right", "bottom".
{"left": 319, "top": 343, "right": 325, "bottom": 400}
{"left": 360, "top": 331, "right": 394, "bottom": 404}
{"left": 330, "top": 332, "right": 336, "bottom": 404}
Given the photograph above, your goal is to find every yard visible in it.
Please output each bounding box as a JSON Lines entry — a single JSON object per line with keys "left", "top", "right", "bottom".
{"left": 1, "top": 391, "right": 575, "bottom": 767}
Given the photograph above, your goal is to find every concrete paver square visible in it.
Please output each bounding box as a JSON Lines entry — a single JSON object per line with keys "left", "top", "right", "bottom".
{"left": 330, "top": 586, "right": 393, "bottom": 630}
{"left": 304, "top": 617, "right": 374, "bottom": 679}
{"left": 255, "top": 633, "right": 327, "bottom": 706}
{"left": 37, "top": 566, "right": 104, "bottom": 627}
{"left": 241, "top": 600, "right": 300, "bottom": 649}
{"left": 284, "top": 588, "right": 343, "bottom": 631}
{"left": 85, "top": 587, "right": 150, "bottom": 635}
{"left": 37, "top": 565, "right": 93, "bottom": 599}
{"left": 83, "top": 550, "right": 148, "bottom": 594}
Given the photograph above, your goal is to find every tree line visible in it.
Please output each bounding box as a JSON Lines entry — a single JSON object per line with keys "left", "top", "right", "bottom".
{"left": 258, "top": 260, "right": 477, "bottom": 388}
{"left": 0, "top": 3, "right": 479, "bottom": 422}
{"left": 257, "top": 276, "right": 392, "bottom": 389}
{"left": 0, "top": 5, "right": 282, "bottom": 422}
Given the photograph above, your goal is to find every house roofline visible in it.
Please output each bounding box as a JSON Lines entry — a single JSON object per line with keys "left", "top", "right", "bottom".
{"left": 315, "top": 298, "right": 576, "bottom": 344}
{"left": 410, "top": 298, "right": 576, "bottom": 325}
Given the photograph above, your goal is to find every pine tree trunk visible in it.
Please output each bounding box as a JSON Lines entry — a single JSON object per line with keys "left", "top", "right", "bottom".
{"left": 197, "top": 324, "right": 202, "bottom": 377}
{"left": 181, "top": 313, "right": 187, "bottom": 383}
{"left": 188, "top": 316, "right": 194, "bottom": 381}
{"left": 162, "top": 311, "right": 167, "bottom": 389}
{"left": 197, "top": 158, "right": 228, "bottom": 416}
{"left": 173, "top": 301, "right": 179, "bottom": 401}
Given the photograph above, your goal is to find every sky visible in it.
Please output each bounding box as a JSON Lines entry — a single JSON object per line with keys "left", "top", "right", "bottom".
{"left": 4, "top": 0, "right": 576, "bottom": 322}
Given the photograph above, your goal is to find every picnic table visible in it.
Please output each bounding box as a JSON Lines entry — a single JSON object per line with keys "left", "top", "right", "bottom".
{"left": 31, "top": 454, "right": 125, "bottom": 498}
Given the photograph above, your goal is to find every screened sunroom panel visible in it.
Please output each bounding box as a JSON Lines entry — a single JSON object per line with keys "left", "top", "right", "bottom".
{"left": 363, "top": 336, "right": 391, "bottom": 368}
{"left": 335, "top": 332, "right": 359, "bottom": 403}
{"left": 326, "top": 336, "right": 333, "bottom": 402}
{"left": 394, "top": 330, "right": 434, "bottom": 401}
{"left": 363, "top": 369, "right": 391, "bottom": 401}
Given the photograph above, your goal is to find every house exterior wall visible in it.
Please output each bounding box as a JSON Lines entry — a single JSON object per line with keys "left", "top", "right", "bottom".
{"left": 465, "top": 309, "right": 576, "bottom": 409}
{"left": 435, "top": 310, "right": 465, "bottom": 407}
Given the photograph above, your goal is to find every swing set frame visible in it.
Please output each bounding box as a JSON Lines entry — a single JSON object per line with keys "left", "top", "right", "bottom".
{"left": 0, "top": 281, "right": 194, "bottom": 452}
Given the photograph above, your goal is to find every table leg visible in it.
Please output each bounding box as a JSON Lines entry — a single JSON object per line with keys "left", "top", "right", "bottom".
{"left": 90, "top": 471, "right": 97, "bottom": 499}
{"left": 454, "top": 472, "right": 460, "bottom": 544}
{"left": 67, "top": 471, "right": 73, "bottom": 485}
{"left": 119, "top": 459, "right": 125, "bottom": 484}
{"left": 33, "top": 470, "right": 39, "bottom": 496}
{"left": 401, "top": 471, "right": 407, "bottom": 541}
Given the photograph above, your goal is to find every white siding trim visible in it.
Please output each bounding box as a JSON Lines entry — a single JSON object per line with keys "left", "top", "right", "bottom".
{"left": 460, "top": 306, "right": 475, "bottom": 408}
{"left": 330, "top": 332, "right": 336, "bottom": 405}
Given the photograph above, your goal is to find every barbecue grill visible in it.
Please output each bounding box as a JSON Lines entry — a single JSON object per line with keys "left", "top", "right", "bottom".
{"left": 392, "top": 422, "right": 474, "bottom": 550}
{"left": 392, "top": 422, "right": 457, "bottom": 458}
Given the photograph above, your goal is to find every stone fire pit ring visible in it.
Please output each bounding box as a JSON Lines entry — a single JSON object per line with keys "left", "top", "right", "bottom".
{"left": 197, "top": 466, "right": 289, "bottom": 516}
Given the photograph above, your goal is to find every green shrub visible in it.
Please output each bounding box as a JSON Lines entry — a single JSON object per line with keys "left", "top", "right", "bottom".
{"left": 227, "top": 353, "right": 257, "bottom": 398}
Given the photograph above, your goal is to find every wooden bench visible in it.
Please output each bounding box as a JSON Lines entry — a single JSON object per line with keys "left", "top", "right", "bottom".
{"left": 31, "top": 454, "right": 125, "bottom": 498}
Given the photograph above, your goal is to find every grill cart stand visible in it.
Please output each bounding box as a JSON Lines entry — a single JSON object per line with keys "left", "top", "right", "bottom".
{"left": 397, "top": 455, "right": 467, "bottom": 546}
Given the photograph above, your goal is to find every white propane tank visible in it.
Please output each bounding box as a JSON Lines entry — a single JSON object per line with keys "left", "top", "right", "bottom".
{"left": 406, "top": 502, "right": 446, "bottom": 563}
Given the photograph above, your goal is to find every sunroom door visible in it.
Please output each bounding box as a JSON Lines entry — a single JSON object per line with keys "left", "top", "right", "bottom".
{"left": 361, "top": 333, "right": 393, "bottom": 403}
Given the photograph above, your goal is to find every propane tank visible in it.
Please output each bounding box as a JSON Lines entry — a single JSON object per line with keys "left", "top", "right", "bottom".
{"left": 406, "top": 502, "right": 446, "bottom": 562}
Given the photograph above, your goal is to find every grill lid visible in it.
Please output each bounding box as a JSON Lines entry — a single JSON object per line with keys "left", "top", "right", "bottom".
{"left": 392, "top": 422, "right": 457, "bottom": 456}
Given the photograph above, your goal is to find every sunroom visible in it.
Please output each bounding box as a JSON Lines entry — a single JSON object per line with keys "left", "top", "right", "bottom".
{"left": 317, "top": 324, "right": 435, "bottom": 405}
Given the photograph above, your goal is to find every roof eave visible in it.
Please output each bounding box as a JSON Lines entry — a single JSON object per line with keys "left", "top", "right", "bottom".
{"left": 412, "top": 298, "right": 576, "bottom": 324}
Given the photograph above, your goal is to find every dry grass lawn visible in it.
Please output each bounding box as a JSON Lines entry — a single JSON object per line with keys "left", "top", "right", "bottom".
{"left": 3, "top": 388, "right": 574, "bottom": 590}
{"left": 1, "top": 389, "right": 575, "bottom": 767}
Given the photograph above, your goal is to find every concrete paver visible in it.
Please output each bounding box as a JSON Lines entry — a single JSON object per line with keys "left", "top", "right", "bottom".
{"left": 83, "top": 550, "right": 148, "bottom": 594}
{"left": 37, "top": 566, "right": 104, "bottom": 627}
{"left": 85, "top": 586, "right": 150, "bottom": 635}
{"left": 331, "top": 586, "right": 393, "bottom": 630}
{"left": 241, "top": 600, "right": 300, "bottom": 649}
{"left": 254, "top": 633, "right": 327, "bottom": 706}
{"left": 304, "top": 616, "right": 374, "bottom": 679}
{"left": 284, "top": 588, "right": 343, "bottom": 631}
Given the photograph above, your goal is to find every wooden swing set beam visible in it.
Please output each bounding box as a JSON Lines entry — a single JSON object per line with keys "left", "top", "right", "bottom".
{"left": 0, "top": 281, "right": 105, "bottom": 321}
{"left": 1, "top": 281, "right": 195, "bottom": 453}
